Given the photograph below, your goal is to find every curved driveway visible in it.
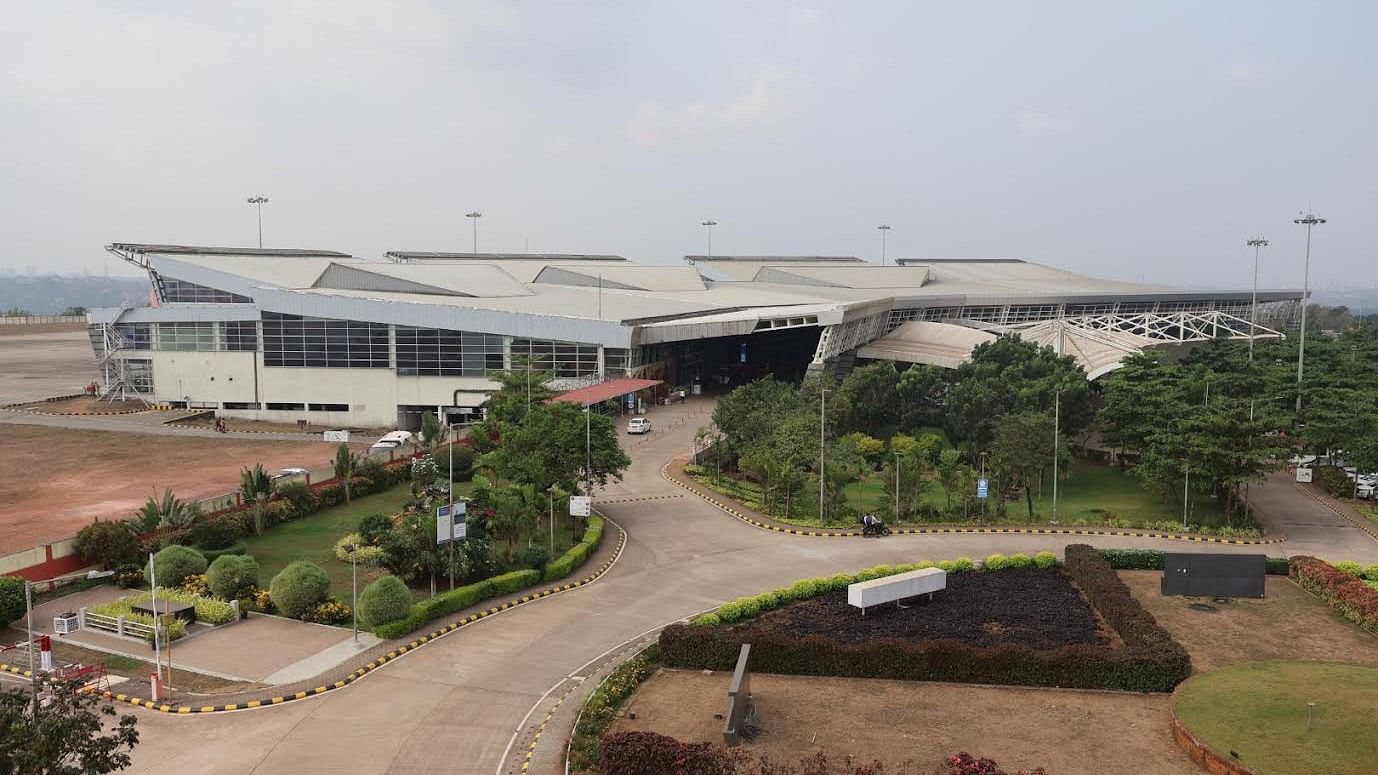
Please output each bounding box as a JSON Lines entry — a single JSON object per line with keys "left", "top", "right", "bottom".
{"left": 121, "top": 399, "right": 1377, "bottom": 775}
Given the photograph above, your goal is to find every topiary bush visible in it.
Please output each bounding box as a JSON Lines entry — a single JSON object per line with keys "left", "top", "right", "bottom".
{"left": 1334, "top": 560, "right": 1363, "bottom": 577}
{"left": 0, "top": 576, "right": 25, "bottom": 627}
{"left": 952, "top": 557, "right": 975, "bottom": 573}
{"left": 715, "top": 602, "right": 744, "bottom": 623}
{"left": 733, "top": 596, "right": 761, "bottom": 619}
{"left": 1007, "top": 553, "right": 1033, "bottom": 569}
{"left": 1097, "top": 548, "right": 1166, "bottom": 570}
{"left": 206, "top": 554, "right": 260, "bottom": 600}
{"left": 983, "top": 554, "right": 1009, "bottom": 571}
{"left": 152, "top": 544, "right": 207, "bottom": 588}
{"left": 359, "top": 575, "right": 412, "bottom": 627}
{"left": 1033, "top": 551, "right": 1058, "bottom": 569}
{"left": 1366, "top": 564, "right": 1378, "bottom": 581}
{"left": 333, "top": 533, "right": 387, "bottom": 566}
{"left": 74, "top": 519, "right": 140, "bottom": 570}
{"left": 520, "top": 544, "right": 551, "bottom": 572}
{"left": 269, "top": 561, "right": 332, "bottom": 619}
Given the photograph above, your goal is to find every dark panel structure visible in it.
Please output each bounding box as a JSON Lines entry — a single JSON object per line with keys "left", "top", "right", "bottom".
{"left": 1161, "top": 553, "right": 1266, "bottom": 598}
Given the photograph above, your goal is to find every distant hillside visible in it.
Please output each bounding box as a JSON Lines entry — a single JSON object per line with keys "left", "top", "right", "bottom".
{"left": 0, "top": 275, "right": 150, "bottom": 314}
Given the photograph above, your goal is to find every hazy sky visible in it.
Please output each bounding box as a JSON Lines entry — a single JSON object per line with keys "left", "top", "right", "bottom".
{"left": 2, "top": 1, "right": 1374, "bottom": 289}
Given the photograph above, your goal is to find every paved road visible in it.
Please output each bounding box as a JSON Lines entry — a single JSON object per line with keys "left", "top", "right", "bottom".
{"left": 0, "top": 409, "right": 332, "bottom": 443}
{"left": 117, "top": 398, "right": 1377, "bottom": 775}
{"left": 0, "top": 329, "right": 96, "bottom": 404}
{"left": 1246, "top": 471, "right": 1375, "bottom": 559}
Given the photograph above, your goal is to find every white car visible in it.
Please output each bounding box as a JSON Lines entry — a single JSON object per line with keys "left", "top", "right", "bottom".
{"left": 626, "top": 417, "right": 652, "bottom": 435}
{"left": 271, "top": 468, "right": 308, "bottom": 484}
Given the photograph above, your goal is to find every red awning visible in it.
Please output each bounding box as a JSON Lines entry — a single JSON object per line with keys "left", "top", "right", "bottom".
{"left": 546, "top": 378, "right": 664, "bottom": 407}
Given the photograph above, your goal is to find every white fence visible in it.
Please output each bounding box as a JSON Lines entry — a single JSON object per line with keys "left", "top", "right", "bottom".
{"left": 80, "top": 610, "right": 154, "bottom": 640}
{"left": 0, "top": 315, "right": 86, "bottom": 325}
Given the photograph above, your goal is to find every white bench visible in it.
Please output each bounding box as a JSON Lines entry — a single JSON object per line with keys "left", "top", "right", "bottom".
{"left": 847, "top": 568, "right": 946, "bottom": 615}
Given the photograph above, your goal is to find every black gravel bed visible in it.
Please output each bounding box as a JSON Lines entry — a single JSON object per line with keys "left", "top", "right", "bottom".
{"left": 739, "top": 568, "right": 1108, "bottom": 649}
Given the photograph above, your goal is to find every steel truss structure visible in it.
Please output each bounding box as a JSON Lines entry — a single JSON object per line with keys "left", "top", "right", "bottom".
{"left": 999, "top": 309, "right": 1283, "bottom": 344}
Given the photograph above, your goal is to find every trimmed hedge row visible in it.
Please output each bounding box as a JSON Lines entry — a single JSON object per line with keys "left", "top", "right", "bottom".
{"left": 373, "top": 515, "right": 607, "bottom": 639}
{"left": 659, "top": 545, "right": 1191, "bottom": 692}
{"left": 1097, "top": 548, "right": 1289, "bottom": 576}
{"left": 1290, "top": 555, "right": 1378, "bottom": 635}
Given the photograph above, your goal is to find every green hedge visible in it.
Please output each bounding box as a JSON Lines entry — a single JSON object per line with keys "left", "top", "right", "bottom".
{"left": 199, "top": 541, "right": 248, "bottom": 563}
{"left": 373, "top": 514, "right": 608, "bottom": 640}
{"left": 1097, "top": 548, "right": 1289, "bottom": 576}
{"left": 661, "top": 546, "right": 1191, "bottom": 693}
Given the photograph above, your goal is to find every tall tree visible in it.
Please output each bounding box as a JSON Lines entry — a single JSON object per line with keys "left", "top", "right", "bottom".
{"left": 481, "top": 401, "right": 630, "bottom": 493}
{"left": 896, "top": 364, "right": 947, "bottom": 432}
{"left": 419, "top": 410, "right": 443, "bottom": 452}
{"left": 945, "top": 337, "right": 1090, "bottom": 450}
{"left": 333, "top": 444, "right": 360, "bottom": 502}
{"left": 836, "top": 361, "right": 900, "bottom": 435}
{"left": 989, "top": 410, "right": 1071, "bottom": 519}
{"left": 0, "top": 675, "right": 139, "bottom": 775}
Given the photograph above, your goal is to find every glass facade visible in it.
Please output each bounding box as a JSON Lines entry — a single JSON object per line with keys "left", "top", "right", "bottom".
{"left": 223, "top": 321, "right": 258, "bottom": 351}
{"left": 510, "top": 337, "right": 599, "bottom": 378}
{"left": 114, "top": 323, "right": 152, "bottom": 350}
{"left": 155, "top": 322, "right": 217, "bottom": 351}
{"left": 261, "top": 312, "right": 390, "bottom": 368}
{"left": 394, "top": 327, "right": 504, "bottom": 377}
{"left": 161, "top": 278, "right": 252, "bottom": 304}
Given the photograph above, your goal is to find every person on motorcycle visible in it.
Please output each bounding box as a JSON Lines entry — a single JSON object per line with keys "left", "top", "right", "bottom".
{"left": 862, "top": 512, "right": 888, "bottom": 536}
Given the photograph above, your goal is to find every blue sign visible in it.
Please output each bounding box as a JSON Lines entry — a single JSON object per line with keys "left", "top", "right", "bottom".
{"left": 739, "top": 342, "right": 748, "bottom": 363}
{"left": 977, "top": 479, "right": 989, "bottom": 499}
{"left": 626, "top": 391, "right": 637, "bottom": 408}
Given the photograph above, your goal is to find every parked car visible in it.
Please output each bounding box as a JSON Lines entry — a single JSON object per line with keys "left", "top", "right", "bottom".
{"left": 1358, "top": 483, "right": 1376, "bottom": 500}
{"left": 270, "top": 467, "right": 308, "bottom": 484}
{"left": 626, "top": 417, "right": 652, "bottom": 435}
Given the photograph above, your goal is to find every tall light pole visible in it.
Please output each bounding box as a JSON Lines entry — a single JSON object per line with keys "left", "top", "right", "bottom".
{"left": 548, "top": 484, "right": 558, "bottom": 554}
{"left": 585, "top": 405, "right": 593, "bottom": 493}
{"left": 246, "top": 196, "right": 269, "bottom": 248}
{"left": 701, "top": 220, "right": 717, "bottom": 259}
{"left": 1246, "top": 236, "right": 1269, "bottom": 362}
{"left": 819, "top": 388, "right": 829, "bottom": 527}
{"left": 877, "top": 224, "right": 891, "bottom": 266}
{"left": 1051, "top": 389, "right": 1061, "bottom": 525}
{"left": 894, "top": 450, "right": 901, "bottom": 520}
{"left": 466, "top": 211, "right": 483, "bottom": 254}
{"left": 343, "top": 543, "right": 359, "bottom": 644}
{"left": 1292, "top": 211, "right": 1326, "bottom": 414}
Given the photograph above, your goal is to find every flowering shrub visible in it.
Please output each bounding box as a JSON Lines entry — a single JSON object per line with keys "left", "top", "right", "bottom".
{"left": 1290, "top": 556, "right": 1378, "bottom": 635}
{"left": 251, "top": 588, "right": 273, "bottom": 613}
{"left": 114, "top": 564, "right": 145, "bottom": 589}
{"left": 180, "top": 573, "right": 211, "bottom": 597}
{"left": 333, "top": 533, "right": 387, "bottom": 566}
{"left": 301, "top": 599, "right": 352, "bottom": 625}
{"left": 569, "top": 645, "right": 660, "bottom": 772}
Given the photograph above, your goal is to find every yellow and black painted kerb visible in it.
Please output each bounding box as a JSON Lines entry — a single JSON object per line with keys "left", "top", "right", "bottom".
{"left": 663, "top": 460, "right": 1284, "bottom": 546}
{"left": 67, "top": 523, "right": 626, "bottom": 715}
{"left": 0, "top": 663, "right": 34, "bottom": 679}
{"left": 514, "top": 680, "right": 581, "bottom": 774}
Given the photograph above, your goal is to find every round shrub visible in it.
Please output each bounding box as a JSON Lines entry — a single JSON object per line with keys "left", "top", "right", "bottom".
{"left": 269, "top": 561, "right": 332, "bottom": 619}
{"left": 952, "top": 557, "right": 975, "bottom": 573}
{"left": 74, "top": 519, "right": 140, "bottom": 570}
{"left": 207, "top": 554, "right": 260, "bottom": 600}
{"left": 0, "top": 576, "right": 24, "bottom": 628}
{"left": 357, "top": 513, "right": 393, "bottom": 545}
{"left": 913, "top": 560, "right": 935, "bottom": 570}
{"left": 152, "top": 545, "right": 207, "bottom": 588}
{"left": 359, "top": 575, "right": 412, "bottom": 627}
{"left": 520, "top": 545, "right": 551, "bottom": 572}
{"left": 1334, "top": 560, "right": 1363, "bottom": 577}
{"left": 893, "top": 563, "right": 915, "bottom": 574}
{"left": 756, "top": 590, "right": 782, "bottom": 610}
{"left": 828, "top": 573, "right": 855, "bottom": 591}
{"left": 734, "top": 596, "right": 761, "bottom": 619}
{"left": 692, "top": 613, "right": 721, "bottom": 627}
{"left": 983, "top": 554, "right": 1009, "bottom": 571}
{"left": 1366, "top": 563, "right": 1378, "bottom": 581}
{"left": 1033, "top": 551, "right": 1058, "bottom": 569}
{"left": 936, "top": 560, "right": 956, "bottom": 573}
{"left": 788, "top": 579, "right": 818, "bottom": 599}
{"left": 333, "top": 533, "right": 386, "bottom": 566}
{"left": 716, "top": 602, "right": 744, "bottom": 623}
{"left": 1007, "top": 553, "right": 1032, "bottom": 569}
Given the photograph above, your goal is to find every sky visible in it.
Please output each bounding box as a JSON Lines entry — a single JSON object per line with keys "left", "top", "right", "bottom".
{"left": 1, "top": 1, "right": 1374, "bottom": 290}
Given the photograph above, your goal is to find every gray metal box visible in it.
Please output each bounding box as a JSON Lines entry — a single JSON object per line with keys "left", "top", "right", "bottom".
{"left": 1161, "top": 553, "right": 1266, "bottom": 598}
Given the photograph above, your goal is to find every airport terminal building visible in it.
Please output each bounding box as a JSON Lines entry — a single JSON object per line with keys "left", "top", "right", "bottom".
{"left": 88, "top": 244, "right": 1302, "bottom": 429}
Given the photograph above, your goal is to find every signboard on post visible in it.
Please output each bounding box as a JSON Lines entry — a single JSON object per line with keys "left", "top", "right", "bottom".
{"left": 568, "top": 495, "right": 592, "bottom": 517}
{"left": 977, "top": 479, "right": 989, "bottom": 499}
{"left": 626, "top": 392, "right": 636, "bottom": 409}
{"left": 1295, "top": 467, "right": 1313, "bottom": 483}
{"left": 323, "top": 430, "right": 350, "bottom": 443}
{"left": 436, "top": 501, "right": 468, "bottom": 544}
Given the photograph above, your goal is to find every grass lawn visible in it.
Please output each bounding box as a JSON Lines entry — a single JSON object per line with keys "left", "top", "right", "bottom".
{"left": 1174, "top": 661, "right": 1378, "bottom": 775}
{"left": 240, "top": 480, "right": 584, "bottom": 602}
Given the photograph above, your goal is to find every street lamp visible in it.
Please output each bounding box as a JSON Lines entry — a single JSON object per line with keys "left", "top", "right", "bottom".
{"left": 1246, "top": 236, "right": 1269, "bottom": 362}
{"left": 877, "top": 224, "right": 891, "bottom": 266}
{"left": 548, "top": 484, "right": 558, "bottom": 555}
{"left": 24, "top": 568, "right": 115, "bottom": 712}
{"left": 1052, "top": 389, "right": 1061, "bottom": 525}
{"left": 466, "top": 211, "right": 483, "bottom": 254}
{"left": 1292, "top": 211, "right": 1326, "bottom": 414}
{"left": 246, "top": 196, "right": 269, "bottom": 248}
{"left": 342, "top": 543, "right": 359, "bottom": 645}
{"left": 701, "top": 220, "right": 718, "bottom": 259}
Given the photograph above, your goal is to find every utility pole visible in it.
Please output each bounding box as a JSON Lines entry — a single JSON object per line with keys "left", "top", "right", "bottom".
{"left": 246, "top": 196, "right": 269, "bottom": 248}
{"left": 1292, "top": 212, "right": 1326, "bottom": 414}
{"left": 701, "top": 220, "right": 717, "bottom": 258}
{"left": 877, "top": 224, "right": 891, "bottom": 266}
{"left": 1246, "top": 236, "right": 1269, "bottom": 362}
{"left": 466, "top": 211, "right": 483, "bottom": 253}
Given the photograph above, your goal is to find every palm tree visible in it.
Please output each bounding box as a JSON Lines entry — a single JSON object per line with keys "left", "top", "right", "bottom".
{"left": 239, "top": 463, "right": 272, "bottom": 536}
{"left": 420, "top": 410, "right": 443, "bottom": 453}
{"left": 333, "top": 444, "right": 360, "bottom": 502}
{"left": 132, "top": 488, "right": 204, "bottom": 530}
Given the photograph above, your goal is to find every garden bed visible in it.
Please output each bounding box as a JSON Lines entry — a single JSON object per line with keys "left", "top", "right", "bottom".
{"left": 739, "top": 568, "right": 1107, "bottom": 650}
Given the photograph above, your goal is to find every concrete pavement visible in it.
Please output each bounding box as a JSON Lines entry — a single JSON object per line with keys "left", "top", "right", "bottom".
{"left": 117, "top": 397, "right": 1377, "bottom": 774}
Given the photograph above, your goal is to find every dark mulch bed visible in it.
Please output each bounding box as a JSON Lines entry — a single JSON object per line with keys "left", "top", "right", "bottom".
{"left": 737, "top": 568, "right": 1107, "bottom": 650}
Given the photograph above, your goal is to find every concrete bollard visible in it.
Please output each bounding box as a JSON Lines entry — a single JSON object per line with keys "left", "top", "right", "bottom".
{"left": 230, "top": 599, "right": 241, "bottom": 621}
{"left": 78, "top": 607, "right": 87, "bottom": 630}
{"left": 116, "top": 615, "right": 126, "bottom": 637}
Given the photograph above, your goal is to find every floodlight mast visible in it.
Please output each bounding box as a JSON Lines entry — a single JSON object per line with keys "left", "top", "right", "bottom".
{"left": 701, "top": 220, "right": 717, "bottom": 259}
{"left": 246, "top": 196, "right": 269, "bottom": 248}
{"left": 877, "top": 224, "right": 891, "bottom": 266}
{"left": 1292, "top": 212, "right": 1326, "bottom": 414}
{"left": 466, "top": 211, "right": 483, "bottom": 254}
{"left": 1245, "top": 236, "right": 1269, "bottom": 362}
